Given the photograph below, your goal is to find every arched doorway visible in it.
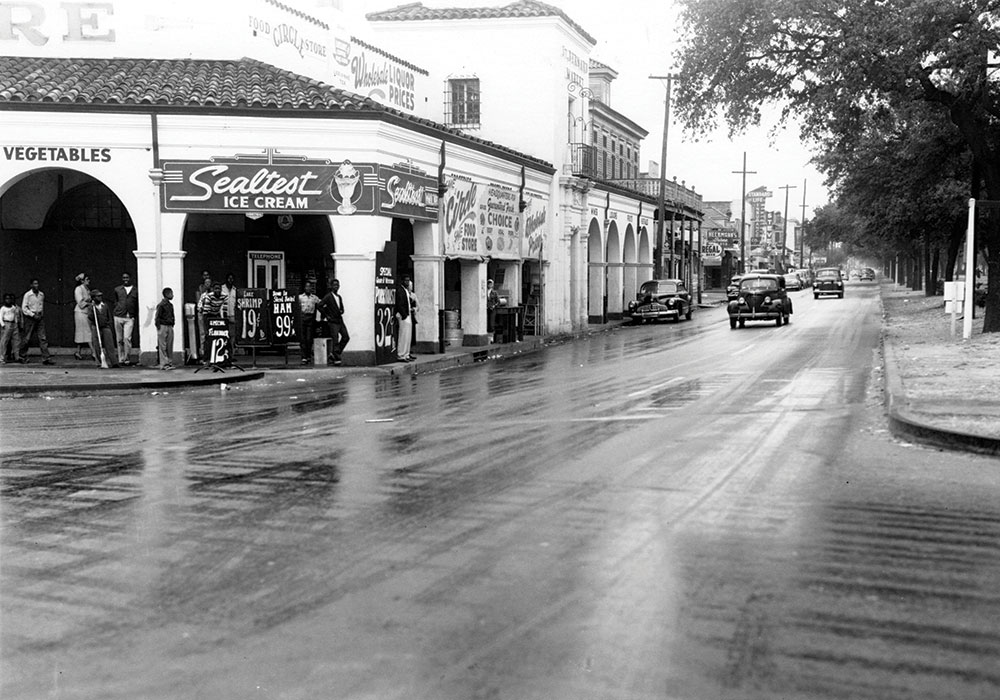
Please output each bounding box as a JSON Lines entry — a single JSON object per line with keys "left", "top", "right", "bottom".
{"left": 181, "top": 213, "right": 335, "bottom": 303}
{"left": 587, "top": 217, "right": 604, "bottom": 323}
{"left": 605, "top": 221, "right": 623, "bottom": 319}
{"left": 623, "top": 224, "right": 637, "bottom": 307}
{"left": 0, "top": 170, "right": 136, "bottom": 349}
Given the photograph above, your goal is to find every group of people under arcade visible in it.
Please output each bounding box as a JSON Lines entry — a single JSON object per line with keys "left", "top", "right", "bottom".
{"left": 1, "top": 273, "right": 148, "bottom": 368}
{"left": 1, "top": 269, "right": 509, "bottom": 370}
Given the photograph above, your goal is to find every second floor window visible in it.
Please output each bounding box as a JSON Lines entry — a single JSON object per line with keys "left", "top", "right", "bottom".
{"left": 445, "top": 78, "right": 481, "bottom": 128}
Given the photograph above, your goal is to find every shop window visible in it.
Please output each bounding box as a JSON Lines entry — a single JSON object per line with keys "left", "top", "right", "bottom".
{"left": 445, "top": 77, "right": 481, "bottom": 129}
{"left": 45, "top": 181, "right": 133, "bottom": 231}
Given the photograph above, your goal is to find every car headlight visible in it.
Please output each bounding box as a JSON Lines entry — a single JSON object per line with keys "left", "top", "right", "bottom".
{"left": 628, "top": 301, "right": 636, "bottom": 310}
{"left": 738, "top": 296, "right": 745, "bottom": 305}
{"left": 764, "top": 296, "right": 771, "bottom": 304}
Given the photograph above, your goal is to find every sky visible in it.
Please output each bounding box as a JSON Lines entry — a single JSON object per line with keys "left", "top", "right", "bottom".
{"left": 353, "top": 0, "right": 830, "bottom": 222}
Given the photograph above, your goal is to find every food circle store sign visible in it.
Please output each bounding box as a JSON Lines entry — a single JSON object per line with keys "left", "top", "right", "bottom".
{"left": 441, "top": 176, "right": 522, "bottom": 260}
{"left": 160, "top": 152, "right": 438, "bottom": 220}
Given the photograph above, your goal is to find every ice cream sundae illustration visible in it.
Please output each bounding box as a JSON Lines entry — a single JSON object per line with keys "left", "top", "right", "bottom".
{"left": 334, "top": 160, "right": 360, "bottom": 215}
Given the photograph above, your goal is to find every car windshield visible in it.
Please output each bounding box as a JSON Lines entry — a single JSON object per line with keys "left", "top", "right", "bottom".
{"left": 816, "top": 269, "right": 841, "bottom": 279}
{"left": 640, "top": 281, "right": 679, "bottom": 295}
{"left": 740, "top": 278, "right": 779, "bottom": 292}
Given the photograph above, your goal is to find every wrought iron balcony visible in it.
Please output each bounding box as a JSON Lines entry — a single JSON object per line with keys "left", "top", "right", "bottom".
{"left": 568, "top": 143, "right": 598, "bottom": 179}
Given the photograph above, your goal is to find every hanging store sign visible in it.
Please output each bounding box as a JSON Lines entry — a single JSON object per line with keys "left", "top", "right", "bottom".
{"left": 520, "top": 193, "right": 547, "bottom": 260}
{"left": 441, "top": 176, "right": 522, "bottom": 260}
{"left": 160, "top": 152, "right": 378, "bottom": 215}
{"left": 376, "top": 163, "right": 438, "bottom": 221}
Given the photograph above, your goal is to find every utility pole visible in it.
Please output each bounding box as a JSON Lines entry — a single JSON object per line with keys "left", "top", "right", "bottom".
{"left": 799, "top": 179, "right": 807, "bottom": 269}
{"left": 732, "top": 153, "right": 756, "bottom": 274}
{"left": 779, "top": 183, "right": 797, "bottom": 273}
{"left": 650, "top": 74, "right": 673, "bottom": 279}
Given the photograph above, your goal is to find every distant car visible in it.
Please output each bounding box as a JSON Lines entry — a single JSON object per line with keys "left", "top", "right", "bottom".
{"left": 795, "top": 269, "right": 813, "bottom": 287}
{"left": 860, "top": 268, "right": 875, "bottom": 281}
{"left": 783, "top": 272, "right": 803, "bottom": 291}
{"left": 726, "top": 275, "right": 744, "bottom": 301}
{"left": 727, "top": 273, "right": 793, "bottom": 328}
{"left": 814, "top": 267, "right": 844, "bottom": 298}
{"left": 625, "top": 279, "right": 693, "bottom": 323}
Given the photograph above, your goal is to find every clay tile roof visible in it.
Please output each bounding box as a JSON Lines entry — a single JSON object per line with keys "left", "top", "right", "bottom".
{"left": 366, "top": 0, "right": 596, "bottom": 45}
{"left": 0, "top": 56, "right": 376, "bottom": 110}
{"left": 0, "top": 55, "right": 553, "bottom": 171}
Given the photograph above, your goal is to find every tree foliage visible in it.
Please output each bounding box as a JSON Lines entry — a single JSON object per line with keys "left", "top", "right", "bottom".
{"left": 673, "top": 0, "right": 1000, "bottom": 330}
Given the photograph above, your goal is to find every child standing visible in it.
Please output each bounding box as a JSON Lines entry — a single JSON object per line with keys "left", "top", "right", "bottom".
{"left": 0, "top": 293, "right": 22, "bottom": 363}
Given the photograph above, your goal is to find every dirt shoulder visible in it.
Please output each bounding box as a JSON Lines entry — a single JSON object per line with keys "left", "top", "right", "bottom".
{"left": 881, "top": 284, "right": 1000, "bottom": 439}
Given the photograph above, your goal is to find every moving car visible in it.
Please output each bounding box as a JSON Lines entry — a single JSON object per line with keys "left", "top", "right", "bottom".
{"left": 814, "top": 267, "right": 844, "bottom": 298}
{"left": 860, "top": 268, "right": 875, "bottom": 281}
{"left": 625, "top": 279, "right": 693, "bottom": 323}
{"left": 783, "top": 272, "right": 803, "bottom": 291}
{"left": 727, "top": 273, "right": 793, "bottom": 328}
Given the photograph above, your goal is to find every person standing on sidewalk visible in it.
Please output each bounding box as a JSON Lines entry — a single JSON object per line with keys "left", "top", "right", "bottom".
{"left": 88, "top": 289, "right": 117, "bottom": 368}
{"left": 154, "top": 287, "right": 175, "bottom": 370}
{"left": 297, "top": 280, "right": 321, "bottom": 365}
{"left": 318, "top": 278, "right": 349, "bottom": 366}
{"left": 112, "top": 273, "right": 139, "bottom": 366}
{"left": 1, "top": 293, "right": 23, "bottom": 364}
{"left": 19, "top": 278, "right": 53, "bottom": 365}
{"left": 73, "top": 273, "right": 95, "bottom": 360}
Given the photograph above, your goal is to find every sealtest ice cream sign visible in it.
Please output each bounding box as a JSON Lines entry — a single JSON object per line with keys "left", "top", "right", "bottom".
{"left": 160, "top": 151, "right": 377, "bottom": 215}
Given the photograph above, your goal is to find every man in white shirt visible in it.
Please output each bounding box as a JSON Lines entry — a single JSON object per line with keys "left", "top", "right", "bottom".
{"left": 19, "top": 278, "right": 53, "bottom": 364}
{"left": 296, "top": 280, "right": 321, "bottom": 365}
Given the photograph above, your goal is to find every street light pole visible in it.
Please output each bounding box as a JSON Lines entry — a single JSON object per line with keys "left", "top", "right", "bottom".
{"left": 799, "top": 179, "right": 807, "bottom": 268}
{"left": 651, "top": 74, "right": 673, "bottom": 279}
{"left": 779, "top": 183, "right": 797, "bottom": 273}
{"left": 732, "top": 153, "right": 756, "bottom": 274}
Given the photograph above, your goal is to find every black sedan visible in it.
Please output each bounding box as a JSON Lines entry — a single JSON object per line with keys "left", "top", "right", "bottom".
{"left": 626, "top": 279, "right": 694, "bottom": 323}
{"left": 727, "top": 273, "right": 793, "bottom": 328}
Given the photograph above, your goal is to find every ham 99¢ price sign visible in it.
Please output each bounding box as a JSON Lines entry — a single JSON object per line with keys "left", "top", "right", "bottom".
{"left": 235, "top": 288, "right": 299, "bottom": 349}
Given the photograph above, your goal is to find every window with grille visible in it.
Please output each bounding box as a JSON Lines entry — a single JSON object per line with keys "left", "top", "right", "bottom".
{"left": 445, "top": 78, "right": 481, "bottom": 129}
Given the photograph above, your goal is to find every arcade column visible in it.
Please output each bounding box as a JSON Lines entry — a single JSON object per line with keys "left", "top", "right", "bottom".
{"left": 460, "top": 260, "right": 489, "bottom": 346}
{"left": 411, "top": 253, "right": 444, "bottom": 353}
{"left": 134, "top": 248, "right": 186, "bottom": 366}
{"left": 330, "top": 215, "right": 390, "bottom": 365}
{"left": 607, "top": 262, "right": 624, "bottom": 319}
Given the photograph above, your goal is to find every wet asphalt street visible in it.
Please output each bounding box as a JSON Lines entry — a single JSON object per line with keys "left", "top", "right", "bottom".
{"left": 3, "top": 283, "right": 1000, "bottom": 700}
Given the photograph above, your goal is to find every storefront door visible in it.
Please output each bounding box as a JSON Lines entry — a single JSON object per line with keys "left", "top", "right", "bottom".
{"left": 248, "top": 251, "right": 285, "bottom": 290}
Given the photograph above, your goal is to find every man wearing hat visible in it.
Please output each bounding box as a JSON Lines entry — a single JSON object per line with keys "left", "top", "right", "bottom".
{"left": 87, "top": 289, "right": 117, "bottom": 368}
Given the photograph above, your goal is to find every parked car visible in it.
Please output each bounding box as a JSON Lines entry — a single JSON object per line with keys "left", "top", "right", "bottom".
{"left": 625, "top": 279, "right": 693, "bottom": 323}
{"left": 783, "top": 272, "right": 803, "bottom": 291}
{"left": 860, "top": 268, "right": 875, "bottom": 281}
{"left": 726, "top": 275, "right": 744, "bottom": 301}
{"left": 727, "top": 273, "right": 793, "bottom": 328}
{"left": 814, "top": 267, "right": 845, "bottom": 298}
{"left": 794, "top": 269, "right": 813, "bottom": 287}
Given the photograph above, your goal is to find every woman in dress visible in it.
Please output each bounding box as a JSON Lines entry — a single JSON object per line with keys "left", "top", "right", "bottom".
{"left": 73, "top": 273, "right": 94, "bottom": 360}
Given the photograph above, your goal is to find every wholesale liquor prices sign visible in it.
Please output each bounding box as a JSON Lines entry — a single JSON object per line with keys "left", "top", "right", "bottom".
{"left": 442, "top": 176, "right": 522, "bottom": 260}
{"left": 160, "top": 151, "right": 438, "bottom": 220}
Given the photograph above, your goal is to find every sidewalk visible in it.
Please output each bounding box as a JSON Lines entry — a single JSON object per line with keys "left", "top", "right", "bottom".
{"left": 879, "top": 283, "right": 1000, "bottom": 456}
{"left": 0, "top": 333, "right": 549, "bottom": 397}
{"left": 1, "top": 291, "right": 731, "bottom": 398}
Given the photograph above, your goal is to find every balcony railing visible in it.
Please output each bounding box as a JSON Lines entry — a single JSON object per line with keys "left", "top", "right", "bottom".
{"left": 608, "top": 178, "right": 703, "bottom": 212}
{"left": 568, "top": 143, "right": 598, "bottom": 179}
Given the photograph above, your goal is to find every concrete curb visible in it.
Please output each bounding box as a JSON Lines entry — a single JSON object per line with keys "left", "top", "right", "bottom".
{"left": 879, "top": 292, "right": 1000, "bottom": 457}
{"left": 0, "top": 369, "right": 266, "bottom": 397}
